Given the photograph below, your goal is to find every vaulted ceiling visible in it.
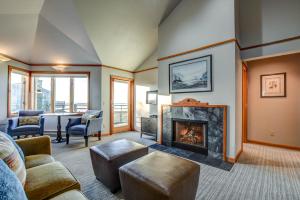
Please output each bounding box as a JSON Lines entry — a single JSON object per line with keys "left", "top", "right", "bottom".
{"left": 0, "top": 0, "right": 181, "bottom": 71}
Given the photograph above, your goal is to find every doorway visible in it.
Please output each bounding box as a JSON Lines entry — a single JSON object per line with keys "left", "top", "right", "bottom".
{"left": 110, "top": 76, "right": 134, "bottom": 134}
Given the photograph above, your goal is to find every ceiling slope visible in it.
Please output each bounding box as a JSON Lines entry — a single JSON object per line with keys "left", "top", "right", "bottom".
{"left": 0, "top": 0, "right": 181, "bottom": 70}
{"left": 73, "top": 0, "right": 181, "bottom": 71}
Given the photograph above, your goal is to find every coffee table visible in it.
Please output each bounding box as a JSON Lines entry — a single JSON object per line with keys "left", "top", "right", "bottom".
{"left": 42, "top": 113, "right": 82, "bottom": 143}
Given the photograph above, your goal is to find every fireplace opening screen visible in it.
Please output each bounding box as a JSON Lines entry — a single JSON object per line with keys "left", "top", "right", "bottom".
{"left": 174, "top": 120, "right": 207, "bottom": 148}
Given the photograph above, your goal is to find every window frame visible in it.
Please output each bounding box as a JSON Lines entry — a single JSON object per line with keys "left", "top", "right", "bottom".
{"left": 31, "top": 71, "right": 90, "bottom": 113}
{"left": 7, "top": 65, "right": 31, "bottom": 117}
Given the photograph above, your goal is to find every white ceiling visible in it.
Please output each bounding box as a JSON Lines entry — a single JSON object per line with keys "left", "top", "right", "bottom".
{"left": 0, "top": 0, "right": 181, "bottom": 70}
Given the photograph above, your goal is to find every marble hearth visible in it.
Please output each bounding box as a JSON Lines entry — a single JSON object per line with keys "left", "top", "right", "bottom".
{"left": 161, "top": 98, "right": 227, "bottom": 160}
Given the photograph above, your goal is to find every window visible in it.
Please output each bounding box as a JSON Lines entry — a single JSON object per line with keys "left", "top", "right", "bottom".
{"left": 33, "top": 77, "right": 52, "bottom": 112}
{"left": 55, "top": 77, "right": 70, "bottom": 112}
{"left": 8, "top": 67, "right": 29, "bottom": 115}
{"left": 32, "top": 73, "right": 89, "bottom": 113}
{"left": 73, "top": 77, "right": 89, "bottom": 112}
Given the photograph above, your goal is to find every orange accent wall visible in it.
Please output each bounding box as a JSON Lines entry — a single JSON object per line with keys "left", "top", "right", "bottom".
{"left": 247, "top": 53, "right": 300, "bottom": 147}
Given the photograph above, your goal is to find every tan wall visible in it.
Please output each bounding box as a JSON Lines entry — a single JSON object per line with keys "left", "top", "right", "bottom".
{"left": 247, "top": 53, "right": 300, "bottom": 147}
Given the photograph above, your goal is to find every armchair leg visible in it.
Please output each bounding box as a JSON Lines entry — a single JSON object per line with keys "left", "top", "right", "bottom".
{"left": 84, "top": 136, "right": 88, "bottom": 147}
{"left": 98, "top": 131, "right": 101, "bottom": 140}
{"left": 66, "top": 134, "right": 69, "bottom": 144}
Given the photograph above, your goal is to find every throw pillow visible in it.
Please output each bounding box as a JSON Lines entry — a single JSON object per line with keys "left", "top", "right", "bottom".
{"left": 81, "top": 112, "right": 98, "bottom": 124}
{"left": 0, "top": 159, "right": 28, "bottom": 200}
{"left": 0, "top": 133, "right": 26, "bottom": 186}
{"left": 19, "top": 116, "right": 40, "bottom": 126}
{"left": 1, "top": 132, "right": 25, "bottom": 162}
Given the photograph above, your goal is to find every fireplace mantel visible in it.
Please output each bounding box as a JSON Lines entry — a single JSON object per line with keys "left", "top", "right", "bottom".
{"left": 160, "top": 98, "right": 228, "bottom": 161}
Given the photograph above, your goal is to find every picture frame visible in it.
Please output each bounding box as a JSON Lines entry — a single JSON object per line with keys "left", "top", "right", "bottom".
{"left": 169, "top": 55, "right": 212, "bottom": 94}
{"left": 260, "top": 72, "right": 286, "bottom": 98}
{"left": 146, "top": 90, "right": 158, "bottom": 105}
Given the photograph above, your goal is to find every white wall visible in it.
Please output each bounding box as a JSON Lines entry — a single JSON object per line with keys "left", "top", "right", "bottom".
{"left": 158, "top": 0, "right": 238, "bottom": 158}
{"left": 0, "top": 60, "right": 31, "bottom": 123}
{"left": 101, "top": 67, "right": 133, "bottom": 134}
{"left": 239, "top": 0, "right": 300, "bottom": 59}
{"left": 134, "top": 68, "right": 158, "bottom": 130}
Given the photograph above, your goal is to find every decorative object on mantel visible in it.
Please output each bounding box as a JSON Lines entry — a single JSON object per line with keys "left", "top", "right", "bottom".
{"left": 146, "top": 90, "right": 158, "bottom": 105}
{"left": 169, "top": 55, "right": 212, "bottom": 93}
{"left": 261, "top": 72, "right": 286, "bottom": 97}
{"left": 172, "top": 98, "right": 209, "bottom": 107}
{"left": 161, "top": 98, "right": 227, "bottom": 161}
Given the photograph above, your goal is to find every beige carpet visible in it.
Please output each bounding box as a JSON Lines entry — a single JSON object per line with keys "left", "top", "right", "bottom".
{"left": 52, "top": 132, "right": 300, "bottom": 200}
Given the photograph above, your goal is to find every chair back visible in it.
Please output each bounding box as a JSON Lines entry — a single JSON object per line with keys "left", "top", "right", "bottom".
{"left": 85, "top": 110, "right": 102, "bottom": 118}
{"left": 18, "top": 110, "right": 44, "bottom": 117}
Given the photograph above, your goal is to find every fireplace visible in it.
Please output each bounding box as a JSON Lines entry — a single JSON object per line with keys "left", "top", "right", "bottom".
{"left": 172, "top": 118, "right": 208, "bottom": 155}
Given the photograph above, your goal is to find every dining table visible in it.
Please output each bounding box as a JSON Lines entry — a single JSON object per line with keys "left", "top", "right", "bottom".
{"left": 41, "top": 112, "right": 82, "bottom": 143}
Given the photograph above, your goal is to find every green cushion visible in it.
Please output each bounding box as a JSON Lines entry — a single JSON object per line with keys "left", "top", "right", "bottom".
{"left": 25, "top": 154, "right": 55, "bottom": 169}
{"left": 25, "top": 162, "right": 80, "bottom": 200}
{"left": 50, "top": 190, "right": 88, "bottom": 200}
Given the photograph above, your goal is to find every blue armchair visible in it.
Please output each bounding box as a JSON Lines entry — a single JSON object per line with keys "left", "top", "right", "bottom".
{"left": 7, "top": 110, "right": 45, "bottom": 138}
{"left": 66, "top": 110, "right": 103, "bottom": 147}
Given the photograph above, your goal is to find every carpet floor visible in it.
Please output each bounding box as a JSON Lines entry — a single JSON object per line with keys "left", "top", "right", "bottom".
{"left": 52, "top": 132, "right": 300, "bottom": 200}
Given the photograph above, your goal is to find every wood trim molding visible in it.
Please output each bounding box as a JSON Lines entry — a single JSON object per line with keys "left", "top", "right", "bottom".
{"left": 158, "top": 38, "right": 236, "bottom": 61}
{"left": 133, "top": 67, "right": 158, "bottom": 74}
{"left": 240, "top": 35, "right": 300, "bottom": 51}
{"left": 248, "top": 140, "right": 300, "bottom": 151}
{"left": 31, "top": 71, "right": 91, "bottom": 75}
{"left": 110, "top": 76, "right": 134, "bottom": 134}
{"left": 227, "top": 148, "right": 243, "bottom": 164}
{"left": 160, "top": 98, "right": 228, "bottom": 161}
{"left": 31, "top": 63, "right": 101, "bottom": 67}
{"left": 101, "top": 64, "right": 133, "bottom": 73}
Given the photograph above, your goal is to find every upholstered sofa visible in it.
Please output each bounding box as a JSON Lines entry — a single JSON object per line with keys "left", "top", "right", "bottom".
{"left": 14, "top": 136, "right": 88, "bottom": 200}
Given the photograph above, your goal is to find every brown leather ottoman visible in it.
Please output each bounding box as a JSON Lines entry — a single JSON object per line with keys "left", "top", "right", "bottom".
{"left": 90, "top": 139, "right": 148, "bottom": 193}
{"left": 119, "top": 151, "right": 200, "bottom": 200}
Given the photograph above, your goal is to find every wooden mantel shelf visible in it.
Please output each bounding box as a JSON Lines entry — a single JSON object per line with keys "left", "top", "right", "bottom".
{"left": 167, "top": 98, "right": 227, "bottom": 108}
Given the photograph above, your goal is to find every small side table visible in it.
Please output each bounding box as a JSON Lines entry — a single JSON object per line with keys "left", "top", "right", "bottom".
{"left": 42, "top": 113, "right": 82, "bottom": 143}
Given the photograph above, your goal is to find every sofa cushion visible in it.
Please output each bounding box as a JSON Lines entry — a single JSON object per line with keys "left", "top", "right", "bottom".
{"left": 0, "top": 159, "right": 28, "bottom": 200}
{"left": 25, "top": 154, "right": 55, "bottom": 169}
{"left": 81, "top": 110, "right": 101, "bottom": 124}
{"left": 50, "top": 190, "right": 88, "bottom": 200}
{"left": 69, "top": 125, "right": 86, "bottom": 134}
{"left": 0, "top": 132, "right": 26, "bottom": 186}
{"left": 19, "top": 116, "right": 40, "bottom": 126}
{"left": 25, "top": 162, "right": 80, "bottom": 200}
{"left": 13, "top": 125, "right": 40, "bottom": 133}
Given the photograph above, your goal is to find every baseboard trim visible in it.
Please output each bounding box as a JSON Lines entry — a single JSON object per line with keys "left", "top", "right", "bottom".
{"left": 248, "top": 139, "right": 300, "bottom": 151}
{"left": 227, "top": 148, "right": 243, "bottom": 163}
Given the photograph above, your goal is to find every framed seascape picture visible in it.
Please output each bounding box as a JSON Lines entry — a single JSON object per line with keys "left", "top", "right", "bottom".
{"left": 261, "top": 72, "right": 286, "bottom": 97}
{"left": 146, "top": 90, "right": 158, "bottom": 105}
{"left": 169, "top": 55, "right": 212, "bottom": 93}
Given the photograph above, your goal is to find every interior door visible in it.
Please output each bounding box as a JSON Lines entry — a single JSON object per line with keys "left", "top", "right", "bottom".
{"left": 110, "top": 76, "right": 134, "bottom": 134}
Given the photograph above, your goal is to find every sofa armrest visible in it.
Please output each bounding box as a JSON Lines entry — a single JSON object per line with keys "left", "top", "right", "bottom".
{"left": 8, "top": 117, "right": 18, "bottom": 130}
{"left": 15, "top": 135, "right": 52, "bottom": 156}
{"left": 86, "top": 117, "right": 102, "bottom": 136}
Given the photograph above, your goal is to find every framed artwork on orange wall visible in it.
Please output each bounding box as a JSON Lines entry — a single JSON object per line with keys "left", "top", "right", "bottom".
{"left": 260, "top": 72, "right": 286, "bottom": 97}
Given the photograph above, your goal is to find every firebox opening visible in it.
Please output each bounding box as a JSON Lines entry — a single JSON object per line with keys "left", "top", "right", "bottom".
{"left": 172, "top": 119, "right": 208, "bottom": 155}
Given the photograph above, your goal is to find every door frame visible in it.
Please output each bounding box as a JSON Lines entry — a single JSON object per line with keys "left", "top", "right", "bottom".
{"left": 242, "top": 62, "right": 248, "bottom": 143}
{"left": 110, "top": 75, "right": 134, "bottom": 134}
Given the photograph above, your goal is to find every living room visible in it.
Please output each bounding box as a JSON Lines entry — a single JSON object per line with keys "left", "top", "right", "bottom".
{"left": 0, "top": 0, "right": 299, "bottom": 200}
